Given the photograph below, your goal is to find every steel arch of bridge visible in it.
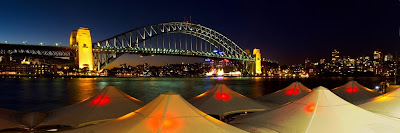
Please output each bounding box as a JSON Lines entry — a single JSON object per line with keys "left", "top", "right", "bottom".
{"left": 93, "top": 22, "right": 252, "bottom": 71}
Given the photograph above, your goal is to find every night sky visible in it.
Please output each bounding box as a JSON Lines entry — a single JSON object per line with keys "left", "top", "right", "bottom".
{"left": 0, "top": 0, "right": 399, "bottom": 67}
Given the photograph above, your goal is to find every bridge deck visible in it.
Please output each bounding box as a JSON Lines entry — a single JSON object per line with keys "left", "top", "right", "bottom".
{"left": 0, "top": 43, "right": 75, "bottom": 51}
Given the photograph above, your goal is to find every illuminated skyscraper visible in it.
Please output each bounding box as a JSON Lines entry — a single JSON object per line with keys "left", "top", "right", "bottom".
{"left": 384, "top": 53, "right": 393, "bottom": 62}
{"left": 305, "top": 58, "right": 310, "bottom": 64}
{"left": 320, "top": 59, "right": 326, "bottom": 64}
{"left": 331, "top": 49, "right": 340, "bottom": 63}
{"left": 374, "top": 50, "right": 382, "bottom": 61}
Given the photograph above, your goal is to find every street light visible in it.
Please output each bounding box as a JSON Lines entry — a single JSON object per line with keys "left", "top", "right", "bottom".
{"left": 40, "top": 42, "right": 43, "bottom": 46}
{"left": 23, "top": 41, "right": 27, "bottom": 45}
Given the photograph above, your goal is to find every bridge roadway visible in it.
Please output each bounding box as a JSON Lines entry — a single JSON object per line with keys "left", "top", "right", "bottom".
{"left": 0, "top": 43, "right": 75, "bottom": 57}
{"left": 0, "top": 43, "right": 245, "bottom": 60}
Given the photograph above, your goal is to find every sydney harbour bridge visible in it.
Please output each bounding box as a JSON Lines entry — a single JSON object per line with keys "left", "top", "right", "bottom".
{"left": 0, "top": 22, "right": 261, "bottom": 74}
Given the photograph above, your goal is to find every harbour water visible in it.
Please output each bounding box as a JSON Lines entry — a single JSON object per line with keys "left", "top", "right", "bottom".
{"left": 0, "top": 77, "right": 386, "bottom": 112}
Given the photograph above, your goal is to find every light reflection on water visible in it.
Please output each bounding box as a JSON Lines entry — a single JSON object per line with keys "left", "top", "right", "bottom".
{"left": 0, "top": 77, "right": 384, "bottom": 112}
{"left": 71, "top": 78, "right": 98, "bottom": 103}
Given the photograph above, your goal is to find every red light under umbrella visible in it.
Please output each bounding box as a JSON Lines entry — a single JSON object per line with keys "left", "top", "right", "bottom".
{"left": 215, "top": 92, "right": 231, "bottom": 101}
{"left": 304, "top": 102, "right": 315, "bottom": 113}
{"left": 285, "top": 88, "right": 300, "bottom": 96}
{"left": 91, "top": 95, "right": 111, "bottom": 105}
{"left": 345, "top": 87, "right": 359, "bottom": 93}
{"left": 147, "top": 113, "right": 182, "bottom": 132}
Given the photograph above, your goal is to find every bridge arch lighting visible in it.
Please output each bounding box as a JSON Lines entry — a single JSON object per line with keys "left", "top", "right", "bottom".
{"left": 91, "top": 22, "right": 252, "bottom": 71}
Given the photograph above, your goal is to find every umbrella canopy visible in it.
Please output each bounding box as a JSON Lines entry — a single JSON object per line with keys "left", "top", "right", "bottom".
{"left": 0, "top": 108, "right": 24, "bottom": 130}
{"left": 40, "top": 85, "right": 144, "bottom": 127}
{"left": 63, "top": 90, "right": 248, "bottom": 133}
{"left": 20, "top": 112, "right": 47, "bottom": 128}
{"left": 232, "top": 86, "right": 400, "bottom": 133}
{"left": 358, "top": 86, "right": 400, "bottom": 119}
{"left": 332, "top": 81, "right": 379, "bottom": 103}
{"left": 256, "top": 82, "right": 311, "bottom": 105}
{"left": 189, "top": 84, "right": 268, "bottom": 116}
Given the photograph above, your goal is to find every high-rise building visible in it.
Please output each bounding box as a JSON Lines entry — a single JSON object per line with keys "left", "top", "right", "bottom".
{"left": 305, "top": 58, "right": 310, "bottom": 64}
{"left": 384, "top": 53, "right": 393, "bottom": 62}
{"left": 332, "top": 49, "right": 340, "bottom": 62}
{"left": 320, "top": 59, "right": 326, "bottom": 64}
{"left": 373, "top": 50, "right": 382, "bottom": 60}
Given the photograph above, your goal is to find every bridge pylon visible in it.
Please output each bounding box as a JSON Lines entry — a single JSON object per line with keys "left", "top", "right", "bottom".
{"left": 70, "top": 27, "right": 94, "bottom": 71}
{"left": 253, "top": 48, "right": 262, "bottom": 75}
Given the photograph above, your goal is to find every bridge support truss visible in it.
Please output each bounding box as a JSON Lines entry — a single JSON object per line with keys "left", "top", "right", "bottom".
{"left": 93, "top": 22, "right": 252, "bottom": 71}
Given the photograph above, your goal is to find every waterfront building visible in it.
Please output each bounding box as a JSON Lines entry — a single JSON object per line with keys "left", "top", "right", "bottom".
{"left": 261, "top": 59, "right": 279, "bottom": 77}
{"left": 0, "top": 64, "right": 58, "bottom": 76}
{"left": 0, "top": 54, "right": 75, "bottom": 76}
{"left": 107, "top": 63, "right": 210, "bottom": 77}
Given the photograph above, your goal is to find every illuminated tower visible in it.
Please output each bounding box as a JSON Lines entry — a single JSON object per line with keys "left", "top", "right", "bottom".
{"left": 70, "top": 30, "right": 78, "bottom": 67}
{"left": 70, "top": 30, "right": 77, "bottom": 47}
{"left": 331, "top": 49, "right": 340, "bottom": 63}
{"left": 253, "top": 48, "right": 262, "bottom": 75}
{"left": 70, "top": 27, "right": 94, "bottom": 70}
{"left": 373, "top": 50, "right": 382, "bottom": 61}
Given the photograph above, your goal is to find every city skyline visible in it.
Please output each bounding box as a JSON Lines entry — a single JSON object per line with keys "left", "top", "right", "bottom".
{"left": 300, "top": 48, "right": 397, "bottom": 65}
{"left": 108, "top": 48, "right": 399, "bottom": 68}
{"left": 2, "top": 1, "right": 400, "bottom": 132}
{"left": 106, "top": 55, "right": 204, "bottom": 69}
{"left": 0, "top": 0, "right": 399, "bottom": 65}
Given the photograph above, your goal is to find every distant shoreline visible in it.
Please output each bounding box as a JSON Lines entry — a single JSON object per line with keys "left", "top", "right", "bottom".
{"left": 0, "top": 75, "right": 393, "bottom": 79}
